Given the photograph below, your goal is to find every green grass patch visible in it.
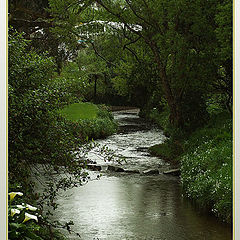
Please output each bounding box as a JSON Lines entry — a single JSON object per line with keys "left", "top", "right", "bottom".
{"left": 59, "top": 102, "right": 98, "bottom": 121}
{"left": 59, "top": 103, "right": 117, "bottom": 141}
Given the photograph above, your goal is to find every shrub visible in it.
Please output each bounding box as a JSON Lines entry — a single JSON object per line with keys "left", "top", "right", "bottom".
{"left": 8, "top": 30, "right": 94, "bottom": 225}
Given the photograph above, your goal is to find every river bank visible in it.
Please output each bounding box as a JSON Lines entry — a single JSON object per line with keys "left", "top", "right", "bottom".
{"left": 144, "top": 108, "right": 232, "bottom": 223}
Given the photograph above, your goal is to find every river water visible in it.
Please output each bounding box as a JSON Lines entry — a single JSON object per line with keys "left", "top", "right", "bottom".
{"left": 53, "top": 110, "right": 232, "bottom": 240}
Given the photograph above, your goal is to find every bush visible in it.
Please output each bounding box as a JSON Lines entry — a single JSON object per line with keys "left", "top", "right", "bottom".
{"left": 8, "top": 30, "right": 95, "bottom": 236}
{"left": 8, "top": 29, "right": 81, "bottom": 186}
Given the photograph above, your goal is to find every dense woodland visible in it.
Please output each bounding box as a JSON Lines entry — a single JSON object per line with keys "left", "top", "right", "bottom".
{"left": 8, "top": 0, "right": 232, "bottom": 239}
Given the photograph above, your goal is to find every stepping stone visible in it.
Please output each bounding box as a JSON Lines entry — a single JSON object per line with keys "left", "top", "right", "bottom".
{"left": 115, "top": 167, "right": 125, "bottom": 172}
{"left": 107, "top": 165, "right": 116, "bottom": 171}
{"left": 87, "top": 164, "right": 101, "bottom": 171}
{"left": 142, "top": 169, "right": 159, "bottom": 175}
{"left": 124, "top": 169, "right": 140, "bottom": 174}
{"left": 107, "top": 165, "right": 125, "bottom": 172}
{"left": 163, "top": 169, "right": 180, "bottom": 176}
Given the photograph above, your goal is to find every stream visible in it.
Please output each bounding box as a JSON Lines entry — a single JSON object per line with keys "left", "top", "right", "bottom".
{"left": 53, "top": 109, "right": 232, "bottom": 240}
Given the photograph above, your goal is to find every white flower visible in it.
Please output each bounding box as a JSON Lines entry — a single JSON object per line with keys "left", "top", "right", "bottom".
{"left": 10, "top": 209, "right": 20, "bottom": 217}
{"left": 26, "top": 204, "right": 37, "bottom": 211}
{"left": 16, "top": 205, "right": 25, "bottom": 210}
{"left": 22, "top": 213, "right": 38, "bottom": 223}
{"left": 9, "top": 192, "right": 23, "bottom": 201}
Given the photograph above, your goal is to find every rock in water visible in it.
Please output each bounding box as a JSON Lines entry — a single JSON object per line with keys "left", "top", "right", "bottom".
{"left": 142, "top": 169, "right": 159, "bottom": 175}
{"left": 124, "top": 169, "right": 140, "bottom": 174}
{"left": 115, "top": 167, "right": 125, "bottom": 172}
{"left": 87, "top": 164, "right": 101, "bottom": 171}
{"left": 163, "top": 169, "right": 180, "bottom": 176}
{"left": 107, "top": 165, "right": 116, "bottom": 171}
{"left": 107, "top": 165, "right": 125, "bottom": 172}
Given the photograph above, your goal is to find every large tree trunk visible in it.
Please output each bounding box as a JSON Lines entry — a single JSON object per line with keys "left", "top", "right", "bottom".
{"left": 150, "top": 41, "right": 184, "bottom": 128}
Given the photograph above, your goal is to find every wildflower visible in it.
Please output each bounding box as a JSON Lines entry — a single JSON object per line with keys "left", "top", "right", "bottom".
{"left": 26, "top": 204, "right": 37, "bottom": 211}
{"left": 8, "top": 192, "right": 23, "bottom": 201}
{"left": 22, "top": 213, "right": 38, "bottom": 223}
{"left": 10, "top": 209, "right": 20, "bottom": 217}
{"left": 16, "top": 205, "right": 25, "bottom": 210}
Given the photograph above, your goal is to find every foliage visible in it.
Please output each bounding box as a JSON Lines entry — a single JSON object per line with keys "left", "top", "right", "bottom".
{"left": 22, "top": 0, "right": 232, "bottom": 127}
{"left": 8, "top": 29, "right": 115, "bottom": 239}
{"left": 180, "top": 112, "right": 232, "bottom": 222}
{"left": 54, "top": 62, "right": 91, "bottom": 101}
{"left": 141, "top": 107, "right": 169, "bottom": 129}
{"left": 87, "top": 0, "right": 219, "bottom": 128}
{"left": 9, "top": 0, "right": 233, "bottom": 229}
{"left": 8, "top": 30, "right": 82, "bottom": 187}
{"left": 8, "top": 29, "right": 55, "bottom": 92}
{"left": 148, "top": 141, "right": 182, "bottom": 167}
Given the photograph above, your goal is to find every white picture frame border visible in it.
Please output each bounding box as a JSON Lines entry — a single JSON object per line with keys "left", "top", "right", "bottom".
{"left": 234, "top": 0, "right": 240, "bottom": 239}
{"left": 0, "top": 0, "right": 7, "bottom": 239}
{"left": 0, "top": 1, "right": 238, "bottom": 239}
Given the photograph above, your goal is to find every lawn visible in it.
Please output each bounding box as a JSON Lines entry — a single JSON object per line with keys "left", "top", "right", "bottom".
{"left": 59, "top": 102, "right": 98, "bottom": 121}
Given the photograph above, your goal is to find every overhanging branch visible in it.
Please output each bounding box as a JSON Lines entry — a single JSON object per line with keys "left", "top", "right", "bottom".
{"left": 90, "top": 41, "right": 117, "bottom": 67}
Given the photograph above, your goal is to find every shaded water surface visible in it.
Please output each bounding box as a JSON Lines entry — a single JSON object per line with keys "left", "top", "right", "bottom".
{"left": 54, "top": 110, "right": 232, "bottom": 240}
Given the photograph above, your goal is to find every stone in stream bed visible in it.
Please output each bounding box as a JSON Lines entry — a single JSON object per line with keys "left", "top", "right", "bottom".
{"left": 115, "top": 167, "right": 125, "bottom": 172}
{"left": 107, "top": 165, "right": 125, "bottom": 172}
{"left": 124, "top": 169, "right": 140, "bottom": 174}
{"left": 107, "top": 165, "right": 116, "bottom": 171}
{"left": 86, "top": 164, "right": 102, "bottom": 171}
{"left": 163, "top": 169, "right": 180, "bottom": 176}
{"left": 142, "top": 169, "right": 159, "bottom": 175}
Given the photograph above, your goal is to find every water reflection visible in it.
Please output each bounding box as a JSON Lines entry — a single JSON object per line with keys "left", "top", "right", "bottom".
{"left": 54, "top": 173, "right": 231, "bottom": 240}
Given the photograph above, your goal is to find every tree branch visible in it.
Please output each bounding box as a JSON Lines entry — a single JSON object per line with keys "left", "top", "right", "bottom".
{"left": 95, "top": 0, "right": 144, "bottom": 39}
{"left": 90, "top": 41, "right": 117, "bottom": 67}
{"left": 124, "top": 0, "right": 158, "bottom": 31}
{"left": 124, "top": 46, "right": 141, "bottom": 63}
{"left": 123, "top": 36, "right": 141, "bottom": 49}
{"left": 9, "top": 18, "right": 52, "bottom": 29}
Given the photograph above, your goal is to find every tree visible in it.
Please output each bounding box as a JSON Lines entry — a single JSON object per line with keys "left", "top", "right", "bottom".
{"left": 9, "top": 0, "right": 81, "bottom": 74}
{"left": 89, "top": 0, "right": 219, "bottom": 128}
{"left": 213, "top": 0, "right": 232, "bottom": 114}
{"left": 48, "top": 0, "right": 232, "bottom": 128}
